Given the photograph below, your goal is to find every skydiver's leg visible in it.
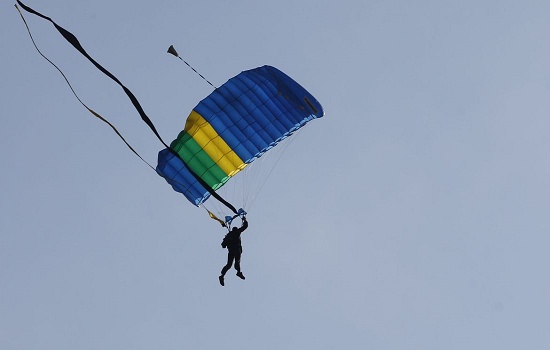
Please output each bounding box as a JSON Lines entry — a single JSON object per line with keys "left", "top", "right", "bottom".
{"left": 234, "top": 251, "right": 241, "bottom": 273}
{"left": 234, "top": 250, "right": 245, "bottom": 280}
{"left": 221, "top": 252, "right": 235, "bottom": 276}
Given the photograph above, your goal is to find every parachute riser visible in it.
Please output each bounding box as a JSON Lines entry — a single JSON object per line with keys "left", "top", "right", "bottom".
{"left": 223, "top": 208, "right": 247, "bottom": 230}
{"left": 204, "top": 207, "right": 246, "bottom": 231}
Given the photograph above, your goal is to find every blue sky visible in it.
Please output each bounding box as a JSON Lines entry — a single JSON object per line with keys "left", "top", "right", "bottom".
{"left": 2, "top": 1, "right": 550, "bottom": 349}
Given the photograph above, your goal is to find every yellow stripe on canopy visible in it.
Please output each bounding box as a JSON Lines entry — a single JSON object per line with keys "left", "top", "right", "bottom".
{"left": 184, "top": 110, "right": 247, "bottom": 176}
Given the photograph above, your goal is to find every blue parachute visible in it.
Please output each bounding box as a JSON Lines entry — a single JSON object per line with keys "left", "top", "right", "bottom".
{"left": 156, "top": 65, "right": 324, "bottom": 206}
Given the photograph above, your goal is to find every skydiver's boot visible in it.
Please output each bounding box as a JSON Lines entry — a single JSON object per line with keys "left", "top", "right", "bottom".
{"left": 236, "top": 271, "right": 245, "bottom": 280}
{"left": 219, "top": 275, "right": 225, "bottom": 286}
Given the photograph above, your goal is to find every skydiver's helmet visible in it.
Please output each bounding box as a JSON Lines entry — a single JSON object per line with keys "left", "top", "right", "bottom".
{"left": 231, "top": 227, "right": 238, "bottom": 232}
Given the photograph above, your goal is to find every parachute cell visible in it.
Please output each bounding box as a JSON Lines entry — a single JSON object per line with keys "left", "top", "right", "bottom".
{"left": 156, "top": 65, "right": 324, "bottom": 206}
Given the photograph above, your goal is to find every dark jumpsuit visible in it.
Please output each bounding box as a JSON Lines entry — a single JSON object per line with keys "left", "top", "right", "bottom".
{"left": 221, "top": 219, "right": 248, "bottom": 276}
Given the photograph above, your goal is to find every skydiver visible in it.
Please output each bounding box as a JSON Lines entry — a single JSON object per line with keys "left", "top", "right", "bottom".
{"left": 219, "top": 217, "right": 248, "bottom": 286}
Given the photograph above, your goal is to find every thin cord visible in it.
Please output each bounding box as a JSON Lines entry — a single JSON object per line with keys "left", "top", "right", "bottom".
{"left": 167, "top": 45, "right": 217, "bottom": 89}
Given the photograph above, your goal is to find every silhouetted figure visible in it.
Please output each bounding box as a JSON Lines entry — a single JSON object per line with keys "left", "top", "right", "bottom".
{"left": 219, "top": 217, "right": 248, "bottom": 286}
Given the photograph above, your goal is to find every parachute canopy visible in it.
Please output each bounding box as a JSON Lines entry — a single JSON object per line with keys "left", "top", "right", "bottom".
{"left": 156, "top": 65, "right": 324, "bottom": 206}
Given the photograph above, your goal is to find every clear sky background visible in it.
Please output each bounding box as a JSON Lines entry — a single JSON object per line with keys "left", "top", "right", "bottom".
{"left": 2, "top": 1, "right": 550, "bottom": 349}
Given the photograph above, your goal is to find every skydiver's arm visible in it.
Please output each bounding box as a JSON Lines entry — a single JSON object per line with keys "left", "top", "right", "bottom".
{"left": 240, "top": 218, "right": 248, "bottom": 232}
